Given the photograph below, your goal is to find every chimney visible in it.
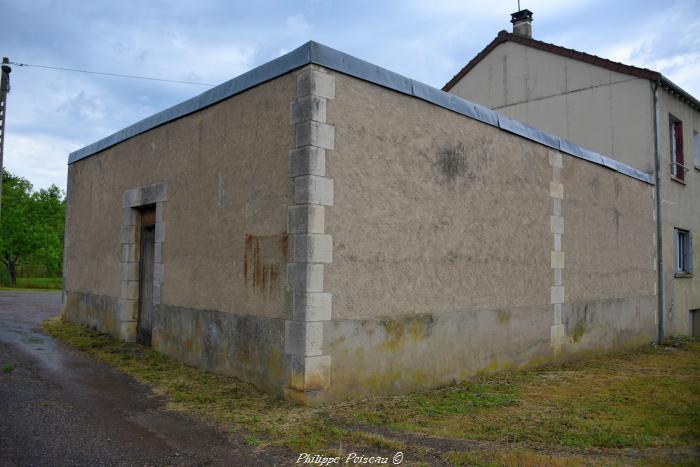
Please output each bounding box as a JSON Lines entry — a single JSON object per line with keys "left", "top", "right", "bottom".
{"left": 510, "top": 9, "right": 533, "bottom": 37}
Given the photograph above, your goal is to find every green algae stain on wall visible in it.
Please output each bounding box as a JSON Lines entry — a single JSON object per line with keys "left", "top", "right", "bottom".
{"left": 267, "top": 346, "right": 283, "bottom": 382}
{"left": 378, "top": 314, "right": 435, "bottom": 352}
{"left": 496, "top": 309, "right": 511, "bottom": 324}
{"left": 572, "top": 318, "right": 587, "bottom": 343}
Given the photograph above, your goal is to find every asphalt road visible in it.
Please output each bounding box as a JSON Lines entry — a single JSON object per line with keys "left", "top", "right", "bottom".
{"left": 0, "top": 291, "right": 284, "bottom": 466}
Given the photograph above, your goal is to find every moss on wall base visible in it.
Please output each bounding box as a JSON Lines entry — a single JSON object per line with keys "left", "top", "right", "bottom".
{"left": 322, "top": 296, "right": 657, "bottom": 401}
{"left": 153, "top": 304, "right": 286, "bottom": 397}
{"left": 62, "top": 292, "right": 656, "bottom": 403}
{"left": 62, "top": 292, "right": 287, "bottom": 398}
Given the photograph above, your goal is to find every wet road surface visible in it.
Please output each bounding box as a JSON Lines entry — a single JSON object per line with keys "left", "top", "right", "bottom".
{"left": 0, "top": 291, "right": 284, "bottom": 466}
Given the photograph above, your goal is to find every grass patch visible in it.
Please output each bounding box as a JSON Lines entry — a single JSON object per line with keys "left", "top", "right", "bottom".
{"left": 3, "top": 363, "right": 14, "bottom": 373}
{"left": 0, "top": 277, "right": 62, "bottom": 290}
{"left": 43, "top": 317, "right": 700, "bottom": 464}
{"left": 243, "top": 435, "right": 261, "bottom": 447}
{"left": 337, "top": 343, "right": 700, "bottom": 450}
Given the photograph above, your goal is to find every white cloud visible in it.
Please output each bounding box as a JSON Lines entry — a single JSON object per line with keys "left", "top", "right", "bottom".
{"left": 405, "top": 0, "right": 601, "bottom": 21}
{"left": 594, "top": 6, "right": 700, "bottom": 98}
{"left": 4, "top": 133, "right": 77, "bottom": 190}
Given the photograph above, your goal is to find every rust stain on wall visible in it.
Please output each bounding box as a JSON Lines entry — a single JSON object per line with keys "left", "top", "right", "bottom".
{"left": 244, "top": 233, "right": 289, "bottom": 296}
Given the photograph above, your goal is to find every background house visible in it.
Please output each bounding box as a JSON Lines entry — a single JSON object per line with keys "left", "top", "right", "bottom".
{"left": 443, "top": 10, "right": 700, "bottom": 338}
{"left": 64, "top": 42, "right": 658, "bottom": 403}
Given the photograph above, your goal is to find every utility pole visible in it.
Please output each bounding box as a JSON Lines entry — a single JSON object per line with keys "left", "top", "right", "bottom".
{"left": 0, "top": 57, "right": 11, "bottom": 216}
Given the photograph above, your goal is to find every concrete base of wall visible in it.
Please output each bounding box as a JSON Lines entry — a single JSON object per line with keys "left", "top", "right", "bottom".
{"left": 63, "top": 291, "right": 287, "bottom": 397}
{"left": 153, "top": 304, "right": 286, "bottom": 397}
{"left": 560, "top": 296, "right": 657, "bottom": 353}
{"left": 63, "top": 292, "right": 122, "bottom": 338}
{"left": 322, "top": 296, "right": 657, "bottom": 401}
{"left": 63, "top": 292, "right": 656, "bottom": 403}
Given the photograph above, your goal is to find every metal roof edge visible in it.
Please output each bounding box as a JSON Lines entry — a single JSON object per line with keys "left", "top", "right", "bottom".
{"left": 308, "top": 41, "right": 653, "bottom": 185}
{"left": 68, "top": 41, "right": 313, "bottom": 164}
{"left": 67, "top": 40, "right": 654, "bottom": 185}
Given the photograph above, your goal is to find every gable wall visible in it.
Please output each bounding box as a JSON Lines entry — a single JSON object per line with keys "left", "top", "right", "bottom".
{"left": 448, "top": 41, "right": 655, "bottom": 173}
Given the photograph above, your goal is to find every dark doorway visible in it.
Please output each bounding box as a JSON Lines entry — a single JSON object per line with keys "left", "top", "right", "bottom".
{"left": 692, "top": 310, "right": 700, "bottom": 338}
{"left": 137, "top": 207, "right": 156, "bottom": 346}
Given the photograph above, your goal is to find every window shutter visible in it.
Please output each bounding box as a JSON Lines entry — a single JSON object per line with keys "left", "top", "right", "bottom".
{"left": 674, "top": 229, "right": 680, "bottom": 271}
{"left": 688, "top": 232, "right": 694, "bottom": 274}
{"left": 675, "top": 121, "right": 684, "bottom": 180}
{"left": 675, "top": 121, "right": 684, "bottom": 164}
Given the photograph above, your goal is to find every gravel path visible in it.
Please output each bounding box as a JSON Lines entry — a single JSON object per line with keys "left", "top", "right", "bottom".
{"left": 0, "top": 291, "right": 283, "bottom": 466}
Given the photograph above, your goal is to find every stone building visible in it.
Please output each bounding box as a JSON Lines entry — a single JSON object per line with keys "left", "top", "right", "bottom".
{"left": 64, "top": 41, "right": 658, "bottom": 403}
{"left": 444, "top": 10, "right": 700, "bottom": 337}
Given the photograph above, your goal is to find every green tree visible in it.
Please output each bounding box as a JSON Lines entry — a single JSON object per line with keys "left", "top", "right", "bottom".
{"left": 28, "top": 184, "right": 66, "bottom": 276}
{"left": 0, "top": 170, "right": 65, "bottom": 285}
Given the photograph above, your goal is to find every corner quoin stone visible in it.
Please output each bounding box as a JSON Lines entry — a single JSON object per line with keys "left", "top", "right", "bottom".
{"left": 295, "top": 121, "right": 335, "bottom": 150}
{"left": 289, "top": 292, "right": 332, "bottom": 322}
{"left": 550, "top": 215, "right": 564, "bottom": 234}
{"left": 291, "top": 94, "right": 327, "bottom": 124}
{"left": 549, "top": 182, "right": 564, "bottom": 199}
{"left": 551, "top": 251, "right": 565, "bottom": 269}
{"left": 548, "top": 150, "right": 563, "bottom": 168}
{"left": 289, "top": 146, "right": 326, "bottom": 178}
{"left": 288, "top": 204, "right": 325, "bottom": 234}
{"left": 292, "top": 234, "right": 332, "bottom": 264}
{"left": 287, "top": 354, "right": 331, "bottom": 391}
{"left": 285, "top": 320, "right": 325, "bottom": 356}
{"left": 294, "top": 175, "right": 334, "bottom": 206}
{"left": 297, "top": 68, "right": 336, "bottom": 100}
{"left": 550, "top": 323, "right": 566, "bottom": 345}
{"left": 284, "top": 66, "right": 336, "bottom": 403}
{"left": 551, "top": 286, "right": 565, "bottom": 304}
{"left": 287, "top": 263, "right": 325, "bottom": 293}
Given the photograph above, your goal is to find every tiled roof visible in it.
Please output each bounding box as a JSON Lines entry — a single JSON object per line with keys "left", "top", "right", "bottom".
{"left": 442, "top": 30, "right": 699, "bottom": 111}
{"left": 442, "top": 30, "right": 661, "bottom": 92}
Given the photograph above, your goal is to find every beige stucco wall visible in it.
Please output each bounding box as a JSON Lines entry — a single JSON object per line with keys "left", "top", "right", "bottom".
{"left": 563, "top": 161, "right": 656, "bottom": 302}
{"left": 65, "top": 73, "right": 295, "bottom": 318}
{"left": 63, "top": 62, "right": 662, "bottom": 402}
{"left": 326, "top": 73, "right": 551, "bottom": 319}
{"left": 659, "top": 88, "right": 700, "bottom": 335}
{"left": 63, "top": 73, "right": 296, "bottom": 394}
{"left": 448, "top": 41, "right": 655, "bottom": 174}
{"left": 319, "top": 71, "right": 657, "bottom": 399}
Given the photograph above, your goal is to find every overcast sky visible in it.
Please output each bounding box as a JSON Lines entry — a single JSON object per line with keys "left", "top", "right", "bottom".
{"left": 2, "top": 0, "right": 699, "bottom": 190}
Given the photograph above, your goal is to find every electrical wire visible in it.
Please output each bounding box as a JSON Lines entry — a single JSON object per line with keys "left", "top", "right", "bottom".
{"left": 8, "top": 61, "right": 216, "bottom": 86}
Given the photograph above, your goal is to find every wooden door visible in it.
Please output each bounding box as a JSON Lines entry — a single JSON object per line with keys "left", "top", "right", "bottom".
{"left": 137, "top": 208, "right": 156, "bottom": 346}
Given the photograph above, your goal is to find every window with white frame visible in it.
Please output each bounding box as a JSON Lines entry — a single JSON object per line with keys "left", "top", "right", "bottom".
{"left": 674, "top": 228, "right": 693, "bottom": 274}
{"left": 669, "top": 115, "right": 686, "bottom": 181}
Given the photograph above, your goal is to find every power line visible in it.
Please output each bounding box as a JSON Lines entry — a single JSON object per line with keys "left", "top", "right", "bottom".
{"left": 8, "top": 61, "right": 216, "bottom": 86}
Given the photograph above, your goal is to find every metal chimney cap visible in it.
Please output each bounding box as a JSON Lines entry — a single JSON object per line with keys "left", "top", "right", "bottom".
{"left": 510, "top": 9, "right": 534, "bottom": 23}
